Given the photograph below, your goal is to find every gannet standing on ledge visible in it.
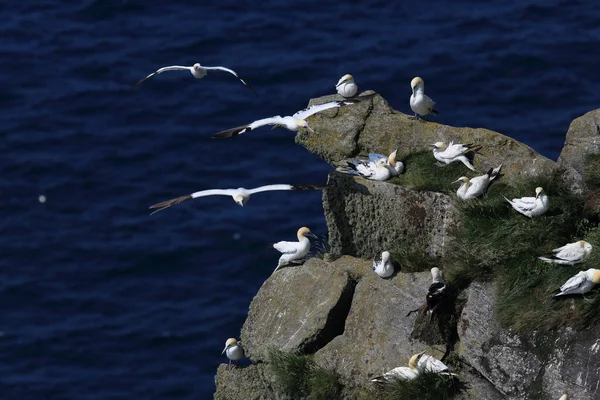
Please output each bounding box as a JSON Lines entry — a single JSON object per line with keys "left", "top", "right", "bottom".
{"left": 336, "top": 74, "right": 358, "bottom": 98}
{"left": 273, "top": 227, "right": 318, "bottom": 273}
{"left": 504, "top": 187, "right": 549, "bottom": 218}
{"left": 410, "top": 77, "right": 438, "bottom": 120}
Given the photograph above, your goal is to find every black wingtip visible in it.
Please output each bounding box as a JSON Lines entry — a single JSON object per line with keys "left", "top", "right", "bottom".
{"left": 292, "top": 184, "right": 327, "bottom": 191}
{"left": 212, "top": 126, "right": 248, "bottom": 139}
{"left": 431, "top": 109, "right": 440, "bottom": 115}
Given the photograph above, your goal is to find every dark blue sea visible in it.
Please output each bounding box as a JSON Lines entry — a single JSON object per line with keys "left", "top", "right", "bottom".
{"left": 2, "top": 1, "right": 600, "bottom": 398}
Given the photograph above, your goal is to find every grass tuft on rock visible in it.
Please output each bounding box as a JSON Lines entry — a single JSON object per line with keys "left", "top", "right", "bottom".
{"left": 584, "top": 154, "right": 600, "bottom": 189}
{"left": 444, "top": 170, "right": 600, "bottom": 331}
{"left": 394, "top": 151, "right": 469, "bottom": 192}
{"left": 375, "top": 372, "right": 464, "bottom": 400}
{"left": 265, "top": 347, "right": 343, "bottom": 399}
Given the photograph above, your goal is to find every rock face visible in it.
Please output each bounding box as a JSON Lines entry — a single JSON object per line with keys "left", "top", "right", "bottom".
{"left": 323, "top": 171, "right": 460, "bottom": 259}
{"left": 558, "top": 109, "right": 600, "bottom": 193}
{"left": 297, "top": 93, "right": 556, "bottom": 185}
{"left": 215, "top": 95, "right": 600, "bottom": 400}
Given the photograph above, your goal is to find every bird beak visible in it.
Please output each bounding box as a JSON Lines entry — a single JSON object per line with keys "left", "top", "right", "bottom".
{"left": 451, "top": 179, "right": 461, "bottom": 185}
{"left": 335, "top": 79, "right": 346, "bottom": 88}
{"left": 222, "top": 345, "right": 229, "bottom": 354}
{"left": 305, "top": 125, "right": 315, "bottom": 134}
{"left": 307, "top": 232, "right": 318, "bottom": 239}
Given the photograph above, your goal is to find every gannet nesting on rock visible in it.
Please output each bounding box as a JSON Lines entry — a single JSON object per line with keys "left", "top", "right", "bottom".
{"left": 336, "top": 74, "right": 358, "bottom": 97}
{"left": 539, "top": 240, "right": 593, "bottom": 266}
{"left": 431, "top": 141, "right": 478, "bottom": 171}
{"left": 222, "top": 338, "right": 245, "bottom": 369}
{"left": 273, "top": 227, "right": 317, "bottom": 273}
{"left": 504, "top": 187, "right": 549, "bottom": 218}
{"left": 409, "top": 77, "right": 438, "bottom": 120}
{"left": 371, "top": 352, "right": 423, "bottom": 382}
{"left": 134, "top": 63, "right": 257, "bottom": 96}
{"left": 149, "top": 184, "right": 324, "bottom": 214}
{"left": 426, "top": 267, "right": 447, "bottom": 320}
{"left": 367, "top": 149, "right": 404, "bottom": 176}
{"left": 372, "top": 251, "right": 395, "bottom": 278}
{"left": 452, "top": 165, "right": 502, "bottom": 200}
{"left": 554, "top": 268, "right": 600, "bottom": 298}
{"left": 344, "top": 158, "right": 392, "bottom": 181}
{"left": 212, "top": 95, "right": 374, "bottom": 138}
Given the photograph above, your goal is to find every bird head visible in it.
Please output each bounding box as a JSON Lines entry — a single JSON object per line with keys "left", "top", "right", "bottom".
{"left": 535, "top": 187, "right": 544, "bottom": 199}
{"left": 336, "top": 74, "right": 354, "bottom": 88}
{"left": 408, "top": 351, "right": 426, "bottom": 369}
{"left": 592, "top": 269, "right": 600, "bottom": 284}
{"left": 192, "top": 63, "right": 202, "bottom": 70}
{"left": 411, "top": 77, "right": 424, "bottom": 92}
{"left": 431, "top": 141, "right": 447, "bottom": 150}
{"left": 222, "top": 338, "right": 239, "bottom": 354}
{"left": 381, "top": 251, "right": 390, "bottom": 263}
{"left": 451, "top": 176, "right": 469, "bottom": 185}
{"left": 387, "top": 150, "right": 398, "bottom": 167}
{"left": 296, "top": 119, "right": 315, "bottom": 134}
{"left": 579, "top": 240, "right": 593, "bottom": 254}
{"left": 297, "top": 226, "right": 318, "bottom": 240}
{"left": 234, "top": 194, "right": 248, "bottom": 207}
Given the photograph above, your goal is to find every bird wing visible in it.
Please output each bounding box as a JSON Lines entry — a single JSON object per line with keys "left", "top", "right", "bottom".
{"left": 212, "top": 117, "right": 285, "bottom": 138}
{"left": 554, "top": 243, "right": 585, "bottom": 262}
{"left": 134, "top": 65, "right": 191, "bottom": 87}
{"left": 247, "top": 184, "right": 293, "bottom": 194}
{"left": 510, "top": 196, "right": 537, "bottom": 211}
{"left": 368, "top": 153, "right": 388, "bottom": 162}
{"left": 149, "top": 189, "right": 235, "bottom": 214}
{"left": 273, "top": 240, "right": 299, "bottom": 254}
{"left": 443, "top": 143, "right": 472, "bottom": 158}
{"left": 203, "top": 66, "right": 258, "bottom": 96}
{"left": 383, "top": 367, "right": 419, "bottom": 380}
{"left": 418, "top": 355, "right": 448, "bottom": 373}
{"left": 559, "top": 273, "right": 586, "bottom": 292}
{"left": 293, "top": 100, "right": 354, "bottom": 120}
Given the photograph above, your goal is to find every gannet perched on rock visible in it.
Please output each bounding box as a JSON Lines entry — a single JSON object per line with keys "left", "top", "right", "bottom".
{"left": 452, "top": 165, "right": 502, "bottom": 200}
{"left": 273, "top": 227, "right": 317, "bottom": 273}
{"left": 372, "top": 251, "right": 395, "bottom": 278}
{"left": 539, "top": 240, "right": 593, "bottom": 266}
{"left": 410, "top": 77, "right": 438, "bottom": 120}
{"left": 554, "top": 268, "right": 600, "bottom": 297}
{"left": 371, "top": 352, "right": 423, "bottom": 383}
{"left": 432, "top": 141, "right": 478, "bottom": 171}
{"left": 222, "top": 338, "right": 245, "bottom": 369}
{"left": 367, "top": 149, "right": 404, "bottom": 176}
{"left": 336, "top": 74, "right": 358, "bottom": 98}
{"left": 344, "top": 158, "right": 392, "bottom": 181}
{"left": 149, "top": 184, "right": 324, "bottom": 214}
{"left": 504, "top": 187, "right": 549, "bottom": 218}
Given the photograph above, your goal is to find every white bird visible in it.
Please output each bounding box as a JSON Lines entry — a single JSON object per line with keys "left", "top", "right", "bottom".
{"left": 410, "top": 77, "right": 438, "bottom": 120}
{"left": 373, "top": 251, "right": 395, "bottom": 278}
{"left": 432, "top": 141, "right": 478, "bottom": 171}
{"left": 367, "top": 150, "right": 404, "bottom": 176}
{"left": 554, "top": 268, "right": 600, "bottom": 297}
{"left": 452, "top": 165, "right": 503, "bottom": 200}
{"left": 212, "top": 96, "right": 370, "bottom": 138}
{"left": 273, "top": 227, "right": 318, "bottom": 272}
{"left": 134, "top": 63, "right": 257, "bottom": 95}
{"left": 539, "top": 240, "right": 593, "bottom": 266}
{"left": 222, "top": 338, "right": 245, "bottom": 369}
{"left": 371, "top": 352, "right": 423, "bottom": 383}
{"left": 149, "top": 184, "right": 324, "bottom": 214}
{"left": 426, "top": 267, "right": 447, "bottom": 319}
{"left": 417, "top": 354, "right": 454, "bottom": 375}
{"left": 344, "top": 158, "right": 392, "bottom": 181}
{"left": 504, "top": 187, "right": 549, "bottom": 218}
{"left": 335, "top": 74, "right": 358, "bottom": 98}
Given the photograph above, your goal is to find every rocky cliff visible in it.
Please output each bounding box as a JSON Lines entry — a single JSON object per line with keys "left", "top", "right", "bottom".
{"left": 214, "top": 93, "right": 600, "bottom": 400}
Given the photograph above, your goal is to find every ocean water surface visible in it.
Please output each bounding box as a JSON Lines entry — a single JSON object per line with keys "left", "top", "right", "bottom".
{"left": 2, "top": 1, "right": 600, "bottom": 398}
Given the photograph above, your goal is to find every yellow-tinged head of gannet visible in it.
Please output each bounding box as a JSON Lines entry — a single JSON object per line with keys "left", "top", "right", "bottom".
{"left": 408, "top": 351, "right": 426, "bottom": 369}
{"left": 591, "top": 269, "right": 600, "bottom": 284}
{"left": 336, "top": 74, "right": 354, "bottom": 87}
{"left": 431, "top": 141, "right": 448, "bottom": 150}
{"left": 411, "top": 77, "right": 424, "bottom": 91}
{"left": 388, "top": 150, "right": 398, "bottom": 167}
{"left": 297, "top": 226, "right": 318, "bottom": 240}
{"left": 452, "top": 176, "right": 470, "bottom": 185}
{"left": 295, "top": 119, "right": 315, "bottom": 134}
{"left": 234, "top": 194, "right": 248, "bottom": 207}
{"left": 535, "top": 187, "right": 545, "bottom": 199}
{"left": 222, "top": 338, "right": 239, "bottom": 354}
{"left": 558, "top": 394, "right": 567, "bottom": 400}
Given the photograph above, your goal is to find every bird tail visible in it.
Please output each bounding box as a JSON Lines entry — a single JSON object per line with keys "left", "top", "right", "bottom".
{"left": 149, "top": 194, "right": 193, "bottom": 215}
{"left": 431, "top": 109, "right": 439, "bottom": 115}
{"left": 457, "top": 156, "right": 476, "bottom": 171}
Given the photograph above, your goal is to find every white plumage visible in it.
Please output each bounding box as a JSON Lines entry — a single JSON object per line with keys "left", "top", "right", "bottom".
{"left": 410, "top": 77, "right": 438, "bottom": 119}
{"left": 273, "top": 227, "right": 317, "bottom": 272}
{"left": 367, "top": 150, "right": 405, "bottom": 176}
{"left": 372, "top": 251, "right": 394, "bottom": 278}
{"left": 554, "top": 268, "right": 600, "bottom": 297}
{"left": 134, "top": 63, "right": 257, "bottom": 95}
{"left": 345, "top": 158, "right": 392, "bottom": 181}
{"left": 504, "top": 187, "right": 549, "bottom": 218}
{"left": 222, "top": 338, "right": 245, "bottom": 369}
{"left": 452, "top": 165, "right": 502, "bottom": 200}
{"left": 336, "top": 74, "right": 358, "bottom": 97}
{"left": 432, "top": 141, "right": 477, "bottom": 171}
{"left": 539, "top": 240, "right": 593, "bottom": 265}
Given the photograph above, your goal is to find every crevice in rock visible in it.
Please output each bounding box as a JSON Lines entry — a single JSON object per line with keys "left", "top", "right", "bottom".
{"left": 459, "top": 360, "right": 509, "bottom": 398}
{"left": 298, "top": 275, "right": 358, "bottom": 355}
{"left": 349, "top": 95, "right": 375, "bottom": 158}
